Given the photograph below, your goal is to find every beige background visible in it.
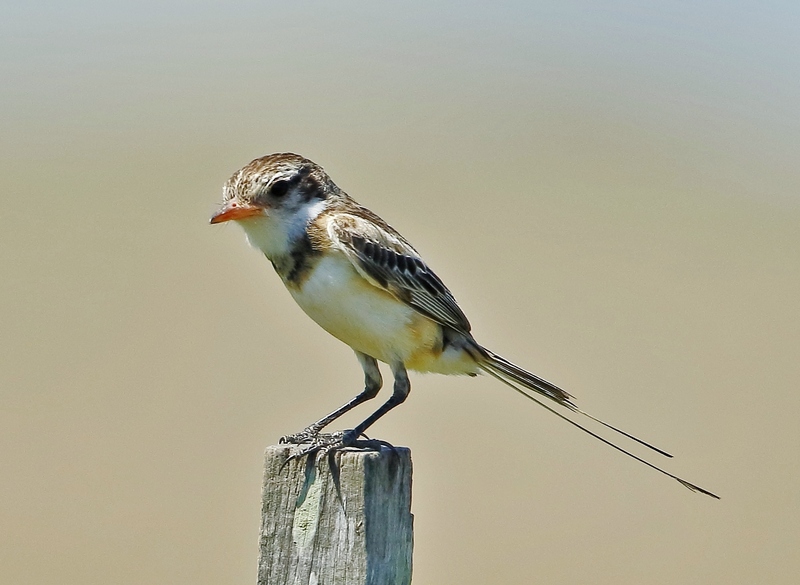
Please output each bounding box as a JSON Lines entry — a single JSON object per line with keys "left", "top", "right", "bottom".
{"left": 2, "top": 2, "right": 799, "bottom": 584}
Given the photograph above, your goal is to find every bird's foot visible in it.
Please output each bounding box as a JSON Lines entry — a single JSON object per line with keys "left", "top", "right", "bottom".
{"left": 281, "top": 430, "right": 353, "bottom": 465}
{"left": 282, "top": 430, "right": 394, "bottom": 465}
{"left": 279, "top": 423, "right": 327, "bottom": 445}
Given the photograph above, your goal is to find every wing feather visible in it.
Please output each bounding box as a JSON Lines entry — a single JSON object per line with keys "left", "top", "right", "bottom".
{"left": 327, "top": 212, "right": 471, "bottom": 333}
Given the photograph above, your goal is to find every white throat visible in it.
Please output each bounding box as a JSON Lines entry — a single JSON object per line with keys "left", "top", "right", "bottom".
{"left": 239, "top": 199, "right": 327, "bottom": 260}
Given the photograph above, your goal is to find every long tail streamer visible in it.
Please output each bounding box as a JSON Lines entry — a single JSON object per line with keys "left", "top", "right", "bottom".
{"left": 479, "top": 349, "right": 719, "bottom": 499}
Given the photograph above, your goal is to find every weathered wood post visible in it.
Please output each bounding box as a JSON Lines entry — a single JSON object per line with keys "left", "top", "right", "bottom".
{"left": 258, "top": 444, "right": 413, "bottom": 585}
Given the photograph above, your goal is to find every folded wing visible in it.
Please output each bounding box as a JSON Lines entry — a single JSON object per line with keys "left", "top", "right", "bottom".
{"left": 327, "top": 212, "right": 472, "bottom": 334}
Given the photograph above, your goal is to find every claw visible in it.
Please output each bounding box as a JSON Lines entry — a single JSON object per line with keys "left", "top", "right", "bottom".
{"left": 282, "top": 430, "right": 349, "bottom": 465}
{"left": 279, "top": 430, "right": 393, "bottom": 469}
{"left": 280, "top": 423, "right": 326, "bottom": 445}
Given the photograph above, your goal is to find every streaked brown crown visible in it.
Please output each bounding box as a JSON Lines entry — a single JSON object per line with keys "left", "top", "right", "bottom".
{"left": 222, "top": 152, "right": 340, "bottom": 205}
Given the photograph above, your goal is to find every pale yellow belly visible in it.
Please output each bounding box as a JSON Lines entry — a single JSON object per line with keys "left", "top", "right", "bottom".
{"left": 286, "top": 253, "right": 475, "bottom": 374}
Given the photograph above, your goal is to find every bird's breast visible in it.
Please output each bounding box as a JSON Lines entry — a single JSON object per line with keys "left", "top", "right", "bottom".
{"left": 286, "top": 253, "right": 449, "bottom": 368}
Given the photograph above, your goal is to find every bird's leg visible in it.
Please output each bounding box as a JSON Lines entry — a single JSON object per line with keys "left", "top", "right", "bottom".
{"left": 347, "top": 362, "right": 410, "bottom": 443}
{"left": 280, "top": 352, "right": 382, "bottom": 444}
{"left": 285, "top": 362, "right": 410, "bottom": 460}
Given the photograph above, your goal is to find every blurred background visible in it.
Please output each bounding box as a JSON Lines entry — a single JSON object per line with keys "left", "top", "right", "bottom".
{"left": 2, "top": 1, "right": 799, "bottom": 583}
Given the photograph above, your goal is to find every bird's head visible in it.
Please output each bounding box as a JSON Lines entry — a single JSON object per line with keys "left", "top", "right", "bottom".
{"left": 210, "top": 153, "right": 336, "bottom": 257}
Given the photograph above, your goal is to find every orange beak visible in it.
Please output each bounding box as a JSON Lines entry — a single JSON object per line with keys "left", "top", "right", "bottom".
{"left": 209, "top": 200, "right": 264, "bottom": 224}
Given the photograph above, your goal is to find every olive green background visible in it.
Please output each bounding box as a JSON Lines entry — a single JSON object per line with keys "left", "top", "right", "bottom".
{"left": 2, "top": 2, "right": 798, "bottom": 584}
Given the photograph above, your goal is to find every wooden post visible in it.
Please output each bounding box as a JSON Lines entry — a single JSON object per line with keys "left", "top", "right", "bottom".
{"left": 258, "top": 444, "right": 413, "bottom": 585}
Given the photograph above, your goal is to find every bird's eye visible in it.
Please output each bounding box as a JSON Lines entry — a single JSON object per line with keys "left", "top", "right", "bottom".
{"left": 270, "top": 180, "right": 290, "bottom": 198}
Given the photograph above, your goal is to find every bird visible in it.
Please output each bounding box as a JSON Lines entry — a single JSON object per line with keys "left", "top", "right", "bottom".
{"left": 210, "top": 152, "right": 718, "bottom": 498}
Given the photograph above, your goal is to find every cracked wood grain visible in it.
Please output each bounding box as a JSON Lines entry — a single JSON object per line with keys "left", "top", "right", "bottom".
{"left": 258, "top": 444, "right": 413, "bottom": 585}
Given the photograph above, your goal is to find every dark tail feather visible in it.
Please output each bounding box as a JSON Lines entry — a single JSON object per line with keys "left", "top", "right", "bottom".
{"left": 478, "top": 347, "right": 671, "bottom": 457}
{"left": 479, "top": 349, "right": 575, "bottom": 405}
{"left": 477, "top": 355, "right": 719, "bottom": 499}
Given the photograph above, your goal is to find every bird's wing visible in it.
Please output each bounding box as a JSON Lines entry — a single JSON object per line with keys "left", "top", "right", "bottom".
{"left": 326, "top": 212, "right": 472, "bottom": 333}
